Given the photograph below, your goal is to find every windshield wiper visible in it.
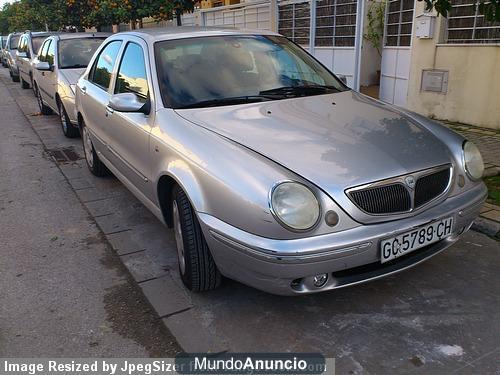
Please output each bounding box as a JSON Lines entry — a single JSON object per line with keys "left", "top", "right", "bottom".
{"left": 259, "top": 85, "right": 341, "bottom": 97}
{"left": 177, "top": 95, "right": 274, "bottom": 109}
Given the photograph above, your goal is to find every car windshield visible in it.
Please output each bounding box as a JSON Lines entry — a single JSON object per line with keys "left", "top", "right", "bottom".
{"left": 10, "top": 35, "right": 20, "bottom": 49}
{"left": 58, "top": 38, "right": 107, "bottom": 69}
{"left": 155, "top": 35, "right": 347, "bottom": 109}
{"left": 32, "top": 36, "right": 47, "bottom": 54}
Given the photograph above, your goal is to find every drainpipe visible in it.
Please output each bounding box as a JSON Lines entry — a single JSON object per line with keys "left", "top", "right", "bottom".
{"left": 353, "top": 0, "right": 365, "bottom": 91}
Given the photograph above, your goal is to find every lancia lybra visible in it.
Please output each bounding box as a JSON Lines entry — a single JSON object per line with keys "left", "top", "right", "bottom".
{"left": 75, "top": 28, "right": 487, "bottom": 295}
{"left": 32, "top": 32, "right": 110, "bottom": 137}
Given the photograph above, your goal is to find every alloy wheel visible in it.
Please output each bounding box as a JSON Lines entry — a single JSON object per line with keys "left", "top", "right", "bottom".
{"left": 59, "top": 106, "right": 68, "bottom": 133}
{"left": 36, "top": 86, "right": 43, "bottom": 113}
{"left": 82, "top": 126, "right": 94, "bottom": 168}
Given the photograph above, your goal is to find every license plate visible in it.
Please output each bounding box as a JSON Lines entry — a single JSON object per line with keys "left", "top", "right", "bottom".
{"left": 380, "top": 217, "right": 453, "bottom": 263}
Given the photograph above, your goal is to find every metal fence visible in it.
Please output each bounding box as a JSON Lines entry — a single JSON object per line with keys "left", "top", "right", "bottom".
{"left": 446, "top": 0, "right": 500, "bottom": 43}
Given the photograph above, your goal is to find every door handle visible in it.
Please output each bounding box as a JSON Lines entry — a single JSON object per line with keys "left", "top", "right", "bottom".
{"left": 105, "top": 106, "right": 114, "bottom": 117}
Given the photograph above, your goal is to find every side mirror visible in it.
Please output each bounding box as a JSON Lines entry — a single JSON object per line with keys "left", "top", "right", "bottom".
{"left": 337, "top": 75, "right": 348, "bottom": 85}
{"left": 108, "top": 93, "right": 149, "bottom": 114}
{"left": 16, "top": 51, "right": 27, "bottom": 58}
{"left": 34, "top": 61, "right": 51, "bottom": 71}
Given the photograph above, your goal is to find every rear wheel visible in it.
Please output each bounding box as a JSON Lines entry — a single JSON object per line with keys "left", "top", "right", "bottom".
{"left": 58, "top": 100, "right": 79, "bottom": 138}
{"left": 81, "top": 120, "right": 110, "bottom": 177}
{"left": 35, "top": 84, "right": 52, "bottom": 115}
{"left": 11, "top": 71, "right": 19, "bottom": 82}
{"left": 172, "top": 186, "right": 221, "bottom": 292}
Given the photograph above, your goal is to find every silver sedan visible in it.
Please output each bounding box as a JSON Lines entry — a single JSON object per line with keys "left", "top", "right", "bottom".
{"left": 75, "top": 28, "right": 487, "bottom": 295}
{"left": 32, "top": 33, "right": 110, "bottom": 137}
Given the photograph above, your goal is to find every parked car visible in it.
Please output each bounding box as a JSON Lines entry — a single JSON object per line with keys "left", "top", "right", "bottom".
{"left": 75, "top": 28, "right": 487, "bottom": 295}
{"left": 1, "top": 36, "right": 7, "bottom": 67}
{"left": 16, "top": 31, "right": 57, "bottom": 90}
{"left": 32, "top": 32, "right": 110, "bottom": 138}
{"left": 5, "top": 32, "right": 22, "bottom": 82}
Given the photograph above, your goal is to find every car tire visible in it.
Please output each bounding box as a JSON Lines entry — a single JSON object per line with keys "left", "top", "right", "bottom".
{"left": 11, "top": 72, "right": 19, "bottom": 82}
{"left": 172, "top": 185, "right": 221, "bottom": 292}
{"left": 58, "top": 100, "right": 79, "bottom": 138}
{"left": 20, "top": 76, "right": 29, "bottom": 89}
{"left": 81, "top": 120, "right": 110, "bottom": 177}
{"left": 35, "top": 84, "right": 52, "bottom": 115}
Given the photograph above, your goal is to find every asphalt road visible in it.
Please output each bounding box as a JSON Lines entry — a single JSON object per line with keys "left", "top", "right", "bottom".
{"left": 0, "top": 68, "right": 498, "bottom": 374}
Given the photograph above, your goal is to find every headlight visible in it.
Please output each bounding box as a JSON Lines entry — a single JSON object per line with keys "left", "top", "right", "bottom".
{"left": 270, "top": 181, "right": 320, "bottom": 231}
{"left": 463, "top": 141, "right": 484, "bottom": 180}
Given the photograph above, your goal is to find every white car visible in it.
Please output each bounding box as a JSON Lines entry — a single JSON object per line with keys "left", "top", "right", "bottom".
{"left": 32, "top": 32, "right": 110, "bottom": 137}
{"left": 16, "top": 31, "right": 57, "bottom": 90}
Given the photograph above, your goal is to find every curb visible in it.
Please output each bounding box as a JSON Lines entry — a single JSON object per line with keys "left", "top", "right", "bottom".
{"left": 472, "top": 217, "right": 500, "bottom": 239}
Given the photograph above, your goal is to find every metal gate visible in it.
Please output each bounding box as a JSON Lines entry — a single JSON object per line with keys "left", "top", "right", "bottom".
{"left": 201, "top": 1, "right": 272, "bottom": 29}
{"left": 379, "top": 0, "right": 415, "bottom": 106}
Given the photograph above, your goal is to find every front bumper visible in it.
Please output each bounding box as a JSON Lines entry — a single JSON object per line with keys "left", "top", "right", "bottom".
{"left": 198, "top": 183, "right": 487, "bottom": 295}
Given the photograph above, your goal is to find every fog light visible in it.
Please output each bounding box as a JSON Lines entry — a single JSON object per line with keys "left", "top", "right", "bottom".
{"left": 325, "top": 210, "right": 339, "bottom": 227}
{"left": 313, "top": 273, "right": 328, "bottom": 288}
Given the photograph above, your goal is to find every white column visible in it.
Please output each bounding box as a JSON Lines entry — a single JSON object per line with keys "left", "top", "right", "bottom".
{"left": 353, "top": 0, "right": 365, "bottom": 91}
{"left": 309, "top": 0, "right": 316, "bottom": 54}
{"left": 270, "top": 0, "right": 279, "bottom": 32}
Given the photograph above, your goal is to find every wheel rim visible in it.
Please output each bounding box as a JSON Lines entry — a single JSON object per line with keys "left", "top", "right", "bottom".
{"left": 172, "top": 200, "right": 186, "bottom": 275}
{"left": 59, "top": 105, "right": 68, "bottom": 133}
{"left": 82, "top": 126, "right": 94, "bottom": 168}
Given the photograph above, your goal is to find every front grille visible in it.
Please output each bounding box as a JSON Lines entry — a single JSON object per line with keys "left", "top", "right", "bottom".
{"left": 347, "top": 166, "right": 451, "bottom": 215}
{"left": 349, "top": 184, "right": 411, "bottom": 214}
{"left": 414, "top": 168, "right": 451, "bottom": 208}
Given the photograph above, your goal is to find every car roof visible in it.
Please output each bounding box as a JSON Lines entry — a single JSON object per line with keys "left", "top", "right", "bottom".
{"left": 25, "top": 31, "right": 59, "bottom": 37}
{"left": 117, "top": 26, "right": 280, "bottom": 42}
{"left": 53, "top": 32, "right": 112, "bottom": 41}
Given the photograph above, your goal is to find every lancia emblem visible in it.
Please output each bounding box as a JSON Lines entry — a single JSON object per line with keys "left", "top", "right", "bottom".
{"left": 405, "top": 176, "right": 416, "bottom": 189}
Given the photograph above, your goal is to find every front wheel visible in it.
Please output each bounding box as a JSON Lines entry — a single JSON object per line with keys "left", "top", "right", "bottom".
{"left": 58, "top": 100, "right": 79, "bottom": 138}
{"left": 35, "top": 84, "right": 52, "bottom": 115}
{"left": 172, "top": 186, "right": 221, "bottom": 292}
{"left": 81, "top": 120, "right": 110, "bottom": 177}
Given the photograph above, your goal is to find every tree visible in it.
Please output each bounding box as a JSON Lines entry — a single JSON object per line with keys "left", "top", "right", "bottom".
{"left": 419, "top": 0, "right": 500, "bottom": 22}
{"left": 364, "top": 0, "right": 385, "bottom": 57}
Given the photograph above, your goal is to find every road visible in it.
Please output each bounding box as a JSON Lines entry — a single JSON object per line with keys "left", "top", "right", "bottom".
{"left": 0, "top": 68, "right": 499, "bottom": 374}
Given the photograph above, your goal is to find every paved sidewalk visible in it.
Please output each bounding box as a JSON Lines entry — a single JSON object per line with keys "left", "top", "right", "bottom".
{"left": 0, "top": 69, "right": 180, "bottom": 356}
{"left": 444, "top": 122, "right": 500, "bottom": 238}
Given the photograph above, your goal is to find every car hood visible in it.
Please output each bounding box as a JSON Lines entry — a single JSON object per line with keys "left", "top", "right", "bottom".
{"left": 59, "top": 68, "right": 86, "bottom": 85}
{"left": 175, "top": 91, "right": 452, "bottom": 199}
